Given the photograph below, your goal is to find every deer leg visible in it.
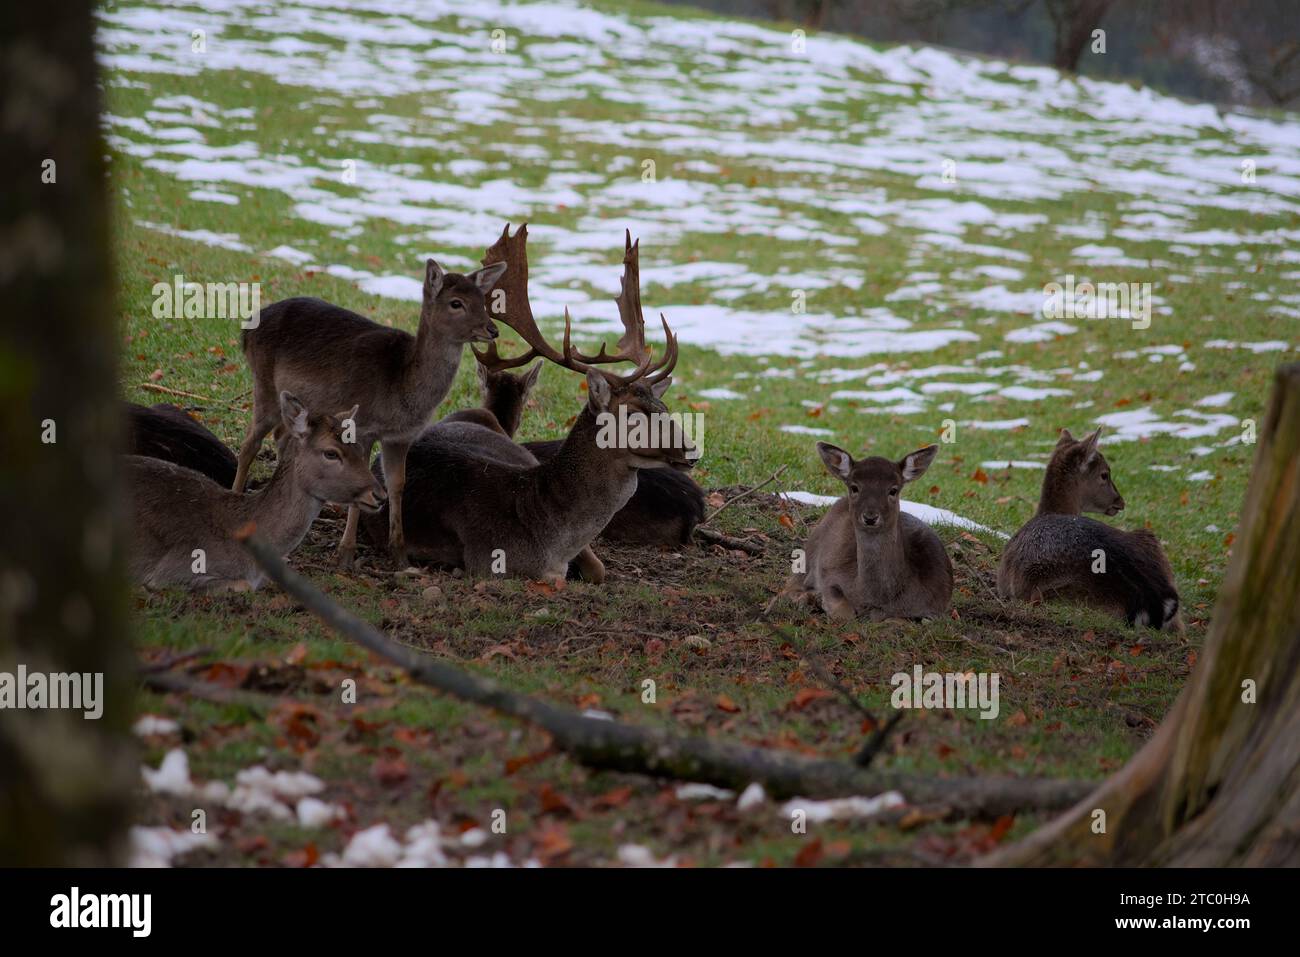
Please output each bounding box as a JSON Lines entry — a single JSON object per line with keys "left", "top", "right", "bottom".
{"left": 575, "top": 546, "right": 604, "bottom": 584}
{"left": 824, "top": 586, "right": 856, "bottom": 620}
{"left": 335, "top": 505, "right": 361, "bottom": 570}
{"left": 233, "top": 411, "right": 277, "bottom": 492}
{"left": 334, "top": 438, "right": 376, "bottom": 570}
{"left": 380, "top": 439, "right": 411, "bottom": 569}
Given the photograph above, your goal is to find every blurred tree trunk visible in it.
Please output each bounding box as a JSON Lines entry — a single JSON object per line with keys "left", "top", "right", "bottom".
{"left": 1046, "top": 0, "right": 1114, "bottom": 71}
{"left": 984, "top": 363, "right": 1300, "bottom": 866}
{"left": 0, "top": 1, "right": 136, "bottom": 864}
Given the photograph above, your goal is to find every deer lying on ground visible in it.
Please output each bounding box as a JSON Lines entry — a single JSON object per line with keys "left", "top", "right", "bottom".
{"left": 233, "top": 255, "right": 508, "bottom": 569}
{"left": 780, "top": 442, "right": 952, "bottom": 620}
{"left": 127, "top": 392, "right": 385, "bottom": 592}
{"left": 360, "top": 225, "right": 695, "bottom": 585}
{"left": 125, "top": 402, "right": 238, "bottom": 488}
{"left": 419, "top": 361, "right": 604, "bottom": 582}
{"left": 441, "top": 360, "right": 543, "bottom": 438}
{"left": 444, "top": 356, "right": 705, "bottom": 546}
{"left": 997, "top": 428, "right": 1181, "bottom": 630}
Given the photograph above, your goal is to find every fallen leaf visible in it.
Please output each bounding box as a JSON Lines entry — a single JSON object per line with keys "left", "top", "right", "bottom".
{"left": 371, "top": 756, "right": 409, "bottom": 787}
{"left": 794, "top": 838, "right": 824, "bottom": 867}
{"left": 592, "top": 786, "right": 633, "bottom": 809}
{"left": 789, "top": 687, "right": 833, "bottom": 711}
{"left": 538, "top": 783, "right": 575, "bottom": 817}
{"left": 532, "top": 824, "right": 573, "bottom": 863}
{"left": 505, "top": 747, "right": 554, "bottom": 775}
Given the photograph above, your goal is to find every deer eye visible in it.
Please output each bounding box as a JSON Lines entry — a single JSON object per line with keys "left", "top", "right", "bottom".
{"left": 888, "top": 487, "right": 899, "bottom": 497}
{"left": 323, "top": 449, "right": 341, "bottom": 462}
{"left": 1101, "top": 472, "right": 1110, "bottom": 481}
{"left": 849, "top": 484, "right": 859, "bottom": 495}
{"left": 449, "top": 298, "right": 464, "bottom": 310}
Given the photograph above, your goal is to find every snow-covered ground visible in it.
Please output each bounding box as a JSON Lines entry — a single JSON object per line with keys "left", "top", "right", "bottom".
{"left": 98, "top": 0, "right": 1299, "bottom": 359}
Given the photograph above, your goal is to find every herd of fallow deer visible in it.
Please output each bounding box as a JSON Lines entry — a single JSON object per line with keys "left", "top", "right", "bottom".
{"left": 124, "top": 224, "right": 1181, "bottom": 632}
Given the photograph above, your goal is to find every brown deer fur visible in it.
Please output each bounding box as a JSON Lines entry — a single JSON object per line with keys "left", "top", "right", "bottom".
{"left": 997, "top": 429, "right": 1181, "bottom": 630}
{"left": 233, "top": 256, "right": 507, "bottom": 569}
{"left": 127, "top": 392, "right": 384, "bottom": 592}
{"left": 783, "top": 443, "right": 953, "bottom": 620}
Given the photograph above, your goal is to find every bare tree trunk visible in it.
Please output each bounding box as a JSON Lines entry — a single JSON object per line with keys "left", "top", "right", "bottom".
{"left": 1047, "top": 0, "right": 1114, "bottom": 72}
{"left": 984, "top": 363, "right": 1300, "bottom": 866}
{"left": 0, "top": 1, "right": 135, "bottom": 864}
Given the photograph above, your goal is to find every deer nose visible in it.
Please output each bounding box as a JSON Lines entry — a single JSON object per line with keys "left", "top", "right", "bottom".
{"left": 485, "top": 324, "right": 499, "bottom": 339}
{"left": 862, "top": 514, "right": 880, "bottom": 527}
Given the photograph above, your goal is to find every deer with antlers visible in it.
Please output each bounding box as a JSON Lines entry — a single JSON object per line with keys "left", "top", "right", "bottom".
{"left": 441, "top": 354, "right": 706, "bottom": 548}
{"left": 360, "top": 224, "right": 695, "bottom": 584}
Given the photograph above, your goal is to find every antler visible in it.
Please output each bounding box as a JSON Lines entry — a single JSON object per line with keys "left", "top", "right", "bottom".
{"left": 475, "top": 224, "right": 678, "bottom": 387}
{"left": 471, "top": 224, "right": 543, "bottom": 373}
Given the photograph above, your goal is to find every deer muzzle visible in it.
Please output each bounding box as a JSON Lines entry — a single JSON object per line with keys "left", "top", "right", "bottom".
{"left": 357, "top": 486, "right": 388, "bottom": 513}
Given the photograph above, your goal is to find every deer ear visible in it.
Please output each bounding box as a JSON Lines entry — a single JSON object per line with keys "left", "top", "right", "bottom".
{"left": 1058, "top": 428, "right": 1076, "bottom": 445}
{"left": 424, "top": 259, "right": 445, "bottom": 299}
{"left": 816, "top": 442, "right": 853, "bottom": 481}
{"left": 522, "top": 360, "right": 543, "bottom": 393}
{"left": 278, "top": 391, "right": 310, "bottom": 438}
{"left": 899, "top": 445, "right": 939, "bottom": 482}
{"left": 471, "top": 261, "right": 508, "bottom": 293}
{"left": 1079, "top": 427, "right": 1103, "bottom": 466}
{"left": 586, "top": 370, "right": 612, "bottom": 412}
{"left": 335, "top": 404, "right": 359, "bottom": 425}
{"left": 650, "top": 375, "right": 672, "bottom": 399}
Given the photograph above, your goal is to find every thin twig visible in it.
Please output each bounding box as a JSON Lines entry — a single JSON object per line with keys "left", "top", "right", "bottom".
{"left": 137, "top": 648, "right": 213, "bottom": 675}
{"left": 139, "top": 382, "right": 247, "bottom": 412}
{"left": 764, "top": 620, "right": 904, "bottom": 769}
{"left": 854, "top": 710, "right": 906, "bottom": 767}
{"left": 701, "top": 464, "right": 788, "bottom": 524}
{"left": 140, "top": 670, "right": 273, "bottom": 711}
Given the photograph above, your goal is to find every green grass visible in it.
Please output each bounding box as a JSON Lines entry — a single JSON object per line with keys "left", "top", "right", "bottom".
{"left": 104, "top": 0, "right": 1296, "bottom": 866}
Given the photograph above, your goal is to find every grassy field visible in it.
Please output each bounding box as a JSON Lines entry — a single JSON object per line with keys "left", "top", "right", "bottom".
{"left": 102, "top": 0, "right": 1298, "bottom": 866}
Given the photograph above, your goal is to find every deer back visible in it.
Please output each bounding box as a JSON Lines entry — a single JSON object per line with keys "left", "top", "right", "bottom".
{"left": 125, "top": 402, "right": 237, "bottom": 488}
{"left": 997, "top": 514, "right": 1180, "bottom": 629}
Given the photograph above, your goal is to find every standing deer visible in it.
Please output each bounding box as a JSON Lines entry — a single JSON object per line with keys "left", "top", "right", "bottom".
{"left": 360, "top": 225, "right": 694, "bottom": 584}
{"left": 997, "top": 428, "right": 1181, "bottom": 630}
{"left": 444, "top": 353, "right": 705, "bottom": 546}
{"left": 232, "top": 255, "right": 508, "bottom": 568}
{"left": 126, "top": 392, "right": 385, "bottom": 591}
{"left": 781, "top": 442, "right": 953, "bottom": 620}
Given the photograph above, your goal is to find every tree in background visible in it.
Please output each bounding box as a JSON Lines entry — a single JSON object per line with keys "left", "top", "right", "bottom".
{"left": 671, "top": 0, "right": 1295, "bottom": 108}
{"left": 0, "top": 1, "right": 135, "bottom": 864}
{"left": 1043, "top": 0, "right": 1115, "bottom": 71}
{"left": 889, "top": 0, "right": 1116, "bottom": 71}
{"left": 1170, "top": 0, "right": 1300, "bottom": 105}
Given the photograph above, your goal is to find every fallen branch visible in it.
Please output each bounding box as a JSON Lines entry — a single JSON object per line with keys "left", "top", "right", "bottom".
{"left": 701, "top": 464, "right": 787, "bottom": 525}
{"left": 239, "top": 528, "right": 1090, "bottom": 817}
{"left": 694, "top": 526, "right": 764, "bottom": 555}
